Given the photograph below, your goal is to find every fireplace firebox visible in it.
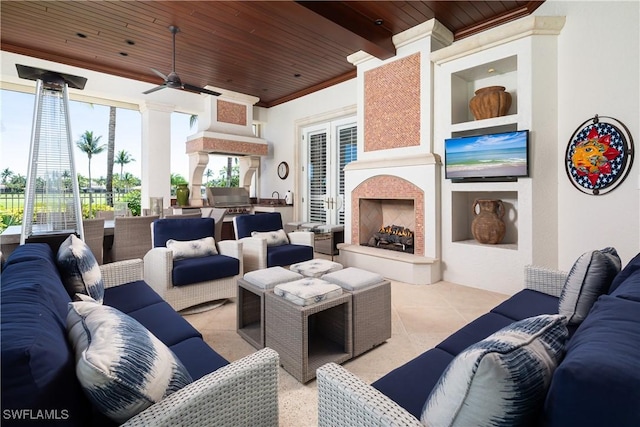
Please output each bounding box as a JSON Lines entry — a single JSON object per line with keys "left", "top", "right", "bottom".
{"left": 366, "top": 224, "right": 414, "bottom": 253}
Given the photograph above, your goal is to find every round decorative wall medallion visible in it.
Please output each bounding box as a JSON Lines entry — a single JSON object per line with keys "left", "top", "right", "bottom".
{"left": 565, "top": 115, "right": 634, "bottom": 195}
{"left": 277, "top": 161, "right": 289, "bottom": 180}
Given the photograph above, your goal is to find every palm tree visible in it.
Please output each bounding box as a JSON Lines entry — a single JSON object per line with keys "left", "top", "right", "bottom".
{"left": 76, "top": 130, "right": 106, "bottom": 215}
{"left": 204, "top": 168, "right": 214, "bottom": 186}
{"left": 1, "top": 168, "right": 13, "bottom": 184}
{"left": 106, "top": 106, "right": 116, "bottom": 206}
{"left": 226, "top": 157, "right": 233, "bottom": 187}
{"left": 61, "top": 170, "right": 72, "bottom": 192}
{"left": 114, "top": 150, "right": 135, "bottom": 180}
{"left": 189, "top": 114, "right": 198, "bottom": 130}
{"left": 121, "top": 172, "right": 138, "bottom": 192}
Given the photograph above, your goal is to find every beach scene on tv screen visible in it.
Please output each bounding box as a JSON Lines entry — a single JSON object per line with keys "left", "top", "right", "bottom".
{"left": 446, "top": 131, "right": 528, "bottom": 178}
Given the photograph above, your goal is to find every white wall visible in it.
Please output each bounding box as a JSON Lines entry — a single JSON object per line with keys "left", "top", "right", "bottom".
{"left": 257, "top": 80, "right": 357, "bottom": 205}
{"left": 535, "top": 1, "right": 640, "bottom": 268}
{"left": 269, "top": 0, "right": 639, "bottom": 276}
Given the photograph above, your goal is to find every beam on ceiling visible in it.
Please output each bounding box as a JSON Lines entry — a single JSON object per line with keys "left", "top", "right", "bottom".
{"left": 294, "top": 1, "right": 396, "bottom": 60}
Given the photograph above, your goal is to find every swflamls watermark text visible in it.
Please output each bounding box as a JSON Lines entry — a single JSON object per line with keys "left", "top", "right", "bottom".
{"left": 3, "top": 409, "right": 69, "bottom": 420}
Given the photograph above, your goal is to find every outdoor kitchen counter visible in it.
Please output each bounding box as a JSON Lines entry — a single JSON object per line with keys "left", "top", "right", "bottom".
{"left": 252, "top": 204, "right": 293, "bottom": 224}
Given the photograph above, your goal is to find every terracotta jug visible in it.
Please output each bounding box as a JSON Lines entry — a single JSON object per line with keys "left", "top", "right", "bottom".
{"left": 469, "top": 86, "right": 512, "bottom": 120}
{"left": 471, "top": 199, "right": 506, "bottom": 244}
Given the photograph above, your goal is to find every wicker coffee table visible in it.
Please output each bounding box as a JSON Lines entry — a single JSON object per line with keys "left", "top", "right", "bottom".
{"left": 265, "top": 291, "right": 352, "bottom": 383}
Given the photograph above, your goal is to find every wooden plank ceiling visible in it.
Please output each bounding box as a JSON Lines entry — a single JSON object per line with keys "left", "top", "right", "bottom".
{"left": 0, "top": 1, "right": 542, "bottom": 107}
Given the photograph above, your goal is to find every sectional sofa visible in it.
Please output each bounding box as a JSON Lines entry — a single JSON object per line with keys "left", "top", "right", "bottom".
{"left": 1, "top": 242, "right": 279, "bottom": 426}
{"left": 317, "top": 249, "right": 640, "bottom": 426}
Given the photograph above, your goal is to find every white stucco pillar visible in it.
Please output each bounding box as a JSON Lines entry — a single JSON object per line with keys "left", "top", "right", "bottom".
{"left": 239, "top": 155, "right": 260, "bottom": 193}
{"left": 140, "top": 102, "right": 174, "bottom": 210}
{"left": 188, "top": 152, "right": 210, "bottom": 207}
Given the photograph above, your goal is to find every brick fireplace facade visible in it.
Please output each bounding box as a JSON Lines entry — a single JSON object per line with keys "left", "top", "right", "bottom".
{"left": 338, "top": 20, "right": 451, "bottom": 284}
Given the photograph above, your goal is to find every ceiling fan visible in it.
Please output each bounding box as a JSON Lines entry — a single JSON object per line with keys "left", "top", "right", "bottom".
{"left": 143, "top": 25, "right": 221, "bottom": 96}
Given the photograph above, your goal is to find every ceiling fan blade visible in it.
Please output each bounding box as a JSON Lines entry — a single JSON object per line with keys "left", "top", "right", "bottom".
{"left": 150, "top": 68, "right": 168, "bottom": 81}
{"left": 183, "top": 83, "right": 221, "bottom": 96}
{"left": 143, "top": 84, "right": 168, "bottom": 95}
{"left": 142, "top": 26, "right": 219, "bottom": 97}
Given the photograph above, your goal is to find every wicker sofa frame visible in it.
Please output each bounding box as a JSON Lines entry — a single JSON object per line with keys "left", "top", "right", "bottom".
{"left": 101, "top": 260, "right": 280, "bottom": 427}
{"left": 316, "top": 266, "right": 568, "bottom": 426}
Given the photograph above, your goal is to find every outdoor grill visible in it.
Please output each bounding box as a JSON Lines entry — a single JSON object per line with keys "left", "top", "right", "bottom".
{"left": 206, "top": 187, "right": 253, "bottom": 215}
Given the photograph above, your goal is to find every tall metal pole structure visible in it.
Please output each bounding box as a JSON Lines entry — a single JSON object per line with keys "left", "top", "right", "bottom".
{"left": 17, "top": 65, "right": 87, "bottom": 245}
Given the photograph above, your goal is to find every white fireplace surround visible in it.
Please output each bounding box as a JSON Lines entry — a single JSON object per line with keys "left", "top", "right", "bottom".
{"left": 340, "top": 154, "right": 441, "bottom": 285}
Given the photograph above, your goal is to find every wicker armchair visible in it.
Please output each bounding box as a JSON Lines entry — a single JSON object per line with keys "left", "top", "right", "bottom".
{"left": 144, "top": 217, "right": 242, "bottom": 311}
{"left": 112, "top": 215, "right": 159, "bottom": 262}
{"left": 99, "top": 260, "right": 280, "bottom": 427}
{"left": 233, "top": 212, "right": 314, "bottom": 272}
{"left": 82, "top": 218, "right": 105, "bottom": 264}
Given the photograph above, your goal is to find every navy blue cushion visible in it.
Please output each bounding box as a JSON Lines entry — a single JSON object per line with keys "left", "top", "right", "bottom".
{"left": 544, "top": 295, "right": 640, "bottom": 427}
{"left": 1, "top": 259, "right": 70, "bottom": 323}
{"left": 267, "top": 244, "right": 314, "bottom": 267}
{"left": 609, "top": 265, "right": 640, "bottom": 303}
{"left": 436, "top": 312, "right": 515, "bottom": 355}
{"left": 126, "top": 302, "right": 202, "bottom": 346}
{"left": 234, "top": 212, "right": 284, "bottom": 239}
{"left": 103, "top": 280, "right": 164, "bottom": 314}
{"left": 172, "top": 254, "right": 240, "bottom": 286}
{"left": 170, "top": 337, "right": 229, "bottom": 381}
{"left": 1, "top": 281, "right": 91, "bottom": 426}
{"left": 153, "top": 217, "right": 215, "bottom": 247}
{"left": 490, "top": 289, "right": 558, "bottom": 321}
{"left": 372, "top": 348, "right": 455, "bottom": 419}
{"left": 3, "top": 243, "right": 55, "bottom": 268}
{"left": 609, "top": 252, "right": 640, "bottom": 295}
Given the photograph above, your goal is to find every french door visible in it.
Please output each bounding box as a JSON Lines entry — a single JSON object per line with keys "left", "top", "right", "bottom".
{"left": 302, "top": 117, "right": 357, "bottom": 225}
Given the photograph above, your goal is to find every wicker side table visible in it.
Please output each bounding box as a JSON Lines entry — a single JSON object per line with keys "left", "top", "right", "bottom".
{"left": 237, "top": 278, "right": 269, "bottom": 349}
{"left": 322, "top": 268, "right": 392, "bottom": 357}
{"left": 237, "top": 267, "right": 304, "bottom": 349}
{"left": 265, "top": 291, "right": 352, "bottom": 383}
{"left": 348, "top": 280, "right": 391, "bottom": 356}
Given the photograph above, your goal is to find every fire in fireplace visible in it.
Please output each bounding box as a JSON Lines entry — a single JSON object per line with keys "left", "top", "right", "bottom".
{"left": 366, "top": 224, "right": 414, "bottom": 254}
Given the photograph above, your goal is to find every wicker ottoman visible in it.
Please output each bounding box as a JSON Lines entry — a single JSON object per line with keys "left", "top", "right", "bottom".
{"left": 322, "top": 267, "right": 391, "bottom": 357}
{"left": 237, "top": 267, "right": 303, "bottom": 349}
{"left": 265, "top": 279, "right": 353, "bottom": 383}
{"left": 290, "top": 258, "right": 343, "bottom": 278}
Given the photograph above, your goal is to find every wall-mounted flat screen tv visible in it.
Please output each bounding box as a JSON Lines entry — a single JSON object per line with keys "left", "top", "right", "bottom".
{"left": 445, "top": 130, "right": 529, "bottom": 182}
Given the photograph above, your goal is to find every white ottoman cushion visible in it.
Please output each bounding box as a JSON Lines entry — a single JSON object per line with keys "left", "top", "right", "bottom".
{"left": 322, "top": 267, "right": 385, "bottom": 290}
{"left": 243, "top": 266, "right": 303, "bottom": 289}
{"left": 290, "top": 259, "right": 343, "bottom": 278}
{"left": 274, "top": 278, "right": 343, "bottom": 306}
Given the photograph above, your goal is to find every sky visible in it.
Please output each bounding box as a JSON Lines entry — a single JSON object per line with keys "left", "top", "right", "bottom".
{"left": 0, "top": 89, "right": 228, "bottom": 182}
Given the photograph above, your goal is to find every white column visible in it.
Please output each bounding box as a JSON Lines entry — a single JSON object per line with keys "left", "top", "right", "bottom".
{"left": 140, "top": 102, "right": 174, "bottom": 211}
{"left": 239, "top": 155, "right": 260, "bottom": 192}
{"left": 188, "top": 152, "right": 209, "bottom": 207}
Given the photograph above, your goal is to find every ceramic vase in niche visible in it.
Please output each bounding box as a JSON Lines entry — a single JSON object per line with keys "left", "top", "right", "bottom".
{"left": 471, "top": 199, "right": 506, "bottom": 244}
{"left": 469, "top": 86, "right": 512, "bottom": 120}
{"left": 176, "top": 184, "right": 190, "bottom": 207}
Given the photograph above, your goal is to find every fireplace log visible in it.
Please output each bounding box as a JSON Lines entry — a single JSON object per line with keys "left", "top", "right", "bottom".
{"left": 367, "top": 225, "right": 414, "bottom": 253}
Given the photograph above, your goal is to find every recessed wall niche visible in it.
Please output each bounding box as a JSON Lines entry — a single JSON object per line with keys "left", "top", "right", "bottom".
{"left": 451, "top": 190, "right": 518, "bottom": 249}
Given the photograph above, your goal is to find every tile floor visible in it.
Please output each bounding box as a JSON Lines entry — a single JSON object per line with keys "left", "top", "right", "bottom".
{"left": 182, "top": 279, "right": 509, "bottom": 427}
